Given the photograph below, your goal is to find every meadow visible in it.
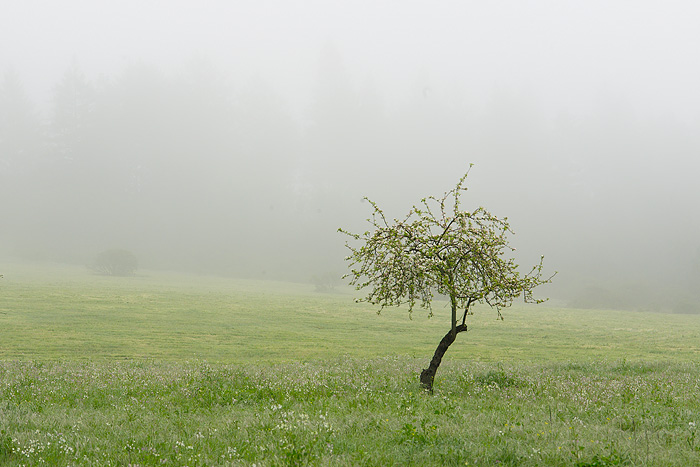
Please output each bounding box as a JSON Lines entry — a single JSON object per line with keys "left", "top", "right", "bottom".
{"left": 1, "top": 262, "right": 700, "bottom": 465}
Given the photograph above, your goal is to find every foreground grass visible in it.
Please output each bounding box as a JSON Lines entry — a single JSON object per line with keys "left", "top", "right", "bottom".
{"left": 1, "top": 358, "right": 699, "bottom": 466}
{"left": 2, "top": 262, "right": 700, "bottom": 465}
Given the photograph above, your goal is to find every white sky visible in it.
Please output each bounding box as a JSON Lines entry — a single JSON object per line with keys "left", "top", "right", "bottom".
{"left": 2, "top": 0, "right": 700, "bottom": 122}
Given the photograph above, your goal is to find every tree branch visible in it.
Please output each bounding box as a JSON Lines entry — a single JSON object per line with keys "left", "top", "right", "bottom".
{"left": 461, "top": 298, "right": 474, "bottom": 326}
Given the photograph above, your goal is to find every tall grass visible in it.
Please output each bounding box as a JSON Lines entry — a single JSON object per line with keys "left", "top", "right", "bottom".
{"left": 1, "top": 359, "right": 699, "bottom": 465}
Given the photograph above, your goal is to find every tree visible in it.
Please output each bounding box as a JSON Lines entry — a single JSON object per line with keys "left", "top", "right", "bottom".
{"left": 50, "top": 62, "right": 97, "bottom": 165}
{"left": 340, "top": 166, "right": 554, "bottom": 391}
{"left": 90, "top": 249, "right": 138, "bottom": 276}
{"left": 0, "top": 70, "right": 43, "bottom": 175}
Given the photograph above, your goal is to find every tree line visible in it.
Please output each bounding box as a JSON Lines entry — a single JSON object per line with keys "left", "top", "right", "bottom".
{"left": 1, "top": 56, "right": 699, "bottom": 308}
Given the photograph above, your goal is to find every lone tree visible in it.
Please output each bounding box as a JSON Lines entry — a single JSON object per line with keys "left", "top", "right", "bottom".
{"left": 340, "top": 167, "right": 554, "bottom": 391}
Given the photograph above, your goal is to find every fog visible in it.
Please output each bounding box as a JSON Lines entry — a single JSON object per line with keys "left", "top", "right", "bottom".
{"left": 2, "top": 1, "right": 699, "bottom": 311}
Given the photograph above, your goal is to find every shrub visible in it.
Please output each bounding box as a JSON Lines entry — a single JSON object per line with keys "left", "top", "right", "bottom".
{"left": 311, "top": 272, "right": 340, "bottom": 293}
{"left": 90, "top": 249, "right": 138, "bottom": 276}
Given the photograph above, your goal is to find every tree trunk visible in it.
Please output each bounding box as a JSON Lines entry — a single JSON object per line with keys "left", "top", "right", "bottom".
{"left": 420, "top": 324, "right": 468, "bottom": 392}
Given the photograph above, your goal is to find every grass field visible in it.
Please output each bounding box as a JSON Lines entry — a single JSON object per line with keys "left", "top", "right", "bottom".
{"left": 1, "top": 262, "right": 700, "bottom": 465}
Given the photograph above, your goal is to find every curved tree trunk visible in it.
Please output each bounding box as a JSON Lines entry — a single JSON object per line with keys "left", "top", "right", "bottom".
{"left": 420, "top": 324, "right": 468, "bottom": 392}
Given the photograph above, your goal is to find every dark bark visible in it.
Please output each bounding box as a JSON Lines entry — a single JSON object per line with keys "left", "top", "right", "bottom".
{"left": 420, "top": 323, "right": 468, "bottom": 392}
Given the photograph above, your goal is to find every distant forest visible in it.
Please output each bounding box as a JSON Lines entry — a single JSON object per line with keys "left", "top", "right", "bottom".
{"left": 1, "top": 56, "right": 699, "bottom": 311}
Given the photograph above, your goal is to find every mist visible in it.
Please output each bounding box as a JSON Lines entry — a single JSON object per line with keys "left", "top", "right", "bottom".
{"left": 2, "top": 1, "right": 699, "bottom": 311}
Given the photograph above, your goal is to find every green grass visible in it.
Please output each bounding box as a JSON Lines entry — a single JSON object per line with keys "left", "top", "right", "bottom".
{"left": 1, "top": 359, "right": 699, "bottom": 466}
{"left": 3, "top": 262, "right": 700, "bottom": 364}
{"left": 1, "top": 262, "right": 700, "bottom": 465}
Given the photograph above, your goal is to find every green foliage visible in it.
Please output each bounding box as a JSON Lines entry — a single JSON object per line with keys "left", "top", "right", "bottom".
{"left": 340, "top": 166, "right": 553, "bottom": 321}
{"left": 90, "top": 248, "right": 138, "bottom": 276}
